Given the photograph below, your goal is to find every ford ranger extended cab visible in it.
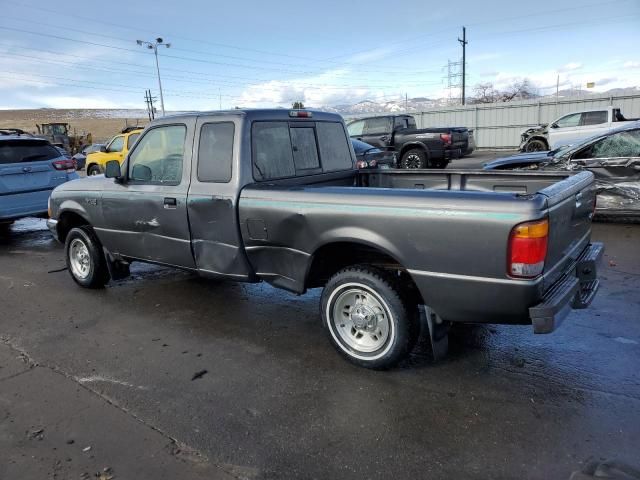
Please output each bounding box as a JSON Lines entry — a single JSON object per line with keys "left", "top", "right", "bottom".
{"left": 47, "top": 109, "right": 603, "bottom": 369}
{"left": 347, "top": 115, "right": 469, "bottom": 169}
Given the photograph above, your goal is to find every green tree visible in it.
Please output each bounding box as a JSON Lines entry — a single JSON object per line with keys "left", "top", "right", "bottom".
{"left": 292, "top": 101, "right": 305, "bottom": 109}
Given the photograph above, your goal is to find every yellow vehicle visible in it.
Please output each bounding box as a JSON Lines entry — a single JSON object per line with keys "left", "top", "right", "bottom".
{"left": 86, "top": 127, "right": 143, "bottom": 176}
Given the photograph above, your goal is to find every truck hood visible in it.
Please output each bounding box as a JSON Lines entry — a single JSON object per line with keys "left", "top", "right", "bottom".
{"left": 483, "top": 151, "right": 553, "bottom": 169}
{"left": 520, "top": 124, "right": 548, "bottom": 136}
{"left": 53, "top": 174, "right": 113, "bottom": 192}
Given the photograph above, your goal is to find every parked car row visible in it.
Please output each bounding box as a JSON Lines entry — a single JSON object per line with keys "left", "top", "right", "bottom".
{"left": 485, "top": 121, "right": 640, "bottom": 219}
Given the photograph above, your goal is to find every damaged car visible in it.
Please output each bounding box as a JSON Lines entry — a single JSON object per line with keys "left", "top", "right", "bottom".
{"left": 486, "top": 121, "right": 640, "bottom": 220}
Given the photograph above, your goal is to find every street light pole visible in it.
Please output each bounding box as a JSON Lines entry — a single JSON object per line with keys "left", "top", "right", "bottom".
{"left": 137, "top": 38, "right": 171, "bottom": 116}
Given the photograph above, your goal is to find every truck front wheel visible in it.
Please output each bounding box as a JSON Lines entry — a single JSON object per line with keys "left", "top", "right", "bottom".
{"left": 525, "top": 138, "right": 548, "bottom": 152}
{"left": 321, "top": 265, "right": 418, "bottom": 369}
{"left": 65, "top": 226, "right": 110, "bottom": 288}
{"left": 400, "top": 149, "right": 427, "bottom": 169}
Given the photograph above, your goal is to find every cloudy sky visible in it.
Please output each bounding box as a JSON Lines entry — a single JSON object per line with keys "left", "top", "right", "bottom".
{"left": 0, "top": 0, "right": 638, "bottom": 110}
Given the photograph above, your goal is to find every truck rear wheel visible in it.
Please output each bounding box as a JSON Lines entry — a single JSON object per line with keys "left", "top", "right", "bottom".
{"left": 65, "top": 226, "right": 110, "bottom": 288}
{"left": 400, "top": 149, "right": 427, "bottom": 169}
{"left": 321, "top": 265, "right": 418, "bottom": 369}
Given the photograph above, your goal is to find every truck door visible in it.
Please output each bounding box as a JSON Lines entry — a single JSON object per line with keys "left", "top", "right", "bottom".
{"left": 186, "top": 118, "right": 253, "bottom": 279}
{"left": 361, "top": 117, "right": 392, "bottom": 148}
{"left": 101, "top": 122, "right": 195, "bottom": 268}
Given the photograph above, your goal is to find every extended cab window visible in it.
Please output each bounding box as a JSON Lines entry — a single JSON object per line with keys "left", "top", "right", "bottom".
{"left": 394, "top": 117, "right": 412, "bottom": 129}
{"left": 365, "top": 117, "right": 391, "bottom": 135}
{"left": 128, "top": 125, "right": 186, "bottom": 184}
{"left": 107, "top": 136, "right": 124, "bottom": 153}
{"left": 198, "top": 122, "right": 234, "bottom": 182}
{"left": 581, "top": 111, "right": 607, "bottom": 126}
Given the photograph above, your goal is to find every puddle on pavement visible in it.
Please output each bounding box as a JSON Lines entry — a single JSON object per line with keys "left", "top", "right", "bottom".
{"left": 0, "top": 218, "right": 55, "bottom": 249}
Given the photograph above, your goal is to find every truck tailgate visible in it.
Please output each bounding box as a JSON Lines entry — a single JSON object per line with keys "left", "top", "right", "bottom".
{"left": 539, "top": 170, "right": 596, "bottom": 291}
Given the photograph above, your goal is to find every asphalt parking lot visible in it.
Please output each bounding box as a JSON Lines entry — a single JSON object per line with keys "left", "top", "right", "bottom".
{"left": 1, "top": 160, "right": 639, "bottom": 479}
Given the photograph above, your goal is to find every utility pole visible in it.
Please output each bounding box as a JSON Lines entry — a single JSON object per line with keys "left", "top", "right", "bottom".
{"left": 137, "top": 38, "right": 171, "bottom": 116}
{"left": 144, "top": 89, "right": 156, "bottom": 121}
{"left": 405, "top": 93, "right": 408, "bottom": 111}
{"left": 219, "top": 88, "right": 222, "bottom": 110}
{"left": 458, "top": 27, "right": 468, "bottom": 105}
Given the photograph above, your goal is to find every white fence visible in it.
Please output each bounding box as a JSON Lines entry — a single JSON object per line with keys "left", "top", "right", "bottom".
{"left": 344, "top": 92, "right": 640, "bottom": 149}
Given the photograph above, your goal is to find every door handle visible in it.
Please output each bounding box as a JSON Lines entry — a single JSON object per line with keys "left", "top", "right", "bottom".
{"left": 163, "top": 197, "right": 177, "bottom": 209}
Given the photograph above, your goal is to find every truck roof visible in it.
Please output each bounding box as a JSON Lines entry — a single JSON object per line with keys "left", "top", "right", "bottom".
{"left": 157, "top": 109, "right": 344, "bottom": 124}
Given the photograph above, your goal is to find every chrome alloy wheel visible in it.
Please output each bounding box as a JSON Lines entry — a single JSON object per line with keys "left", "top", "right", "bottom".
{"left": 328, "top": 283, "right": 394, "bottom": 358}
{"left": 69, "top": 238, "right": 91, "bottom": 279}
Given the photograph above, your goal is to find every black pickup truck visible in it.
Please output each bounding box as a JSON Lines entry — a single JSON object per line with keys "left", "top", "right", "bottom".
{"left": 47, "top": 109, "right": 602, "bottom": 369}
{"left": 346, "top": 114, "right": 469, "bottom": 168}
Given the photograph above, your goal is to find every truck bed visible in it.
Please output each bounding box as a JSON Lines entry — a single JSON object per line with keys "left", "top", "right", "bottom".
{"left": 239, "top": 169, "right": 595, "bottom": 324}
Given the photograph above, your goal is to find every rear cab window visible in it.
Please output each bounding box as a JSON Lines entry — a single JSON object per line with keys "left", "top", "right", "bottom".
{"left": 252, "top": 121, "right": 353, "bottom": 181}
{"left": 0, "top": 140, "right": 61, "bottom": 164}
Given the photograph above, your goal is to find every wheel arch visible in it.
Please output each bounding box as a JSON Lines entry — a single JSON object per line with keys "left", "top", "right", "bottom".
{"left": 399, "top": 142, "right": 430, "bottom": 160}
{"left": 304, "top": 240, "right": 423, "bottom": 303}
{"left": 57, "top": 209, "right": 91, "bottom": 243}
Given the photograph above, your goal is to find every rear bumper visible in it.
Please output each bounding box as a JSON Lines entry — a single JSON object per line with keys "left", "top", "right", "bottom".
{"left": 529, "top": 242, "right": 604, "bottom": 333}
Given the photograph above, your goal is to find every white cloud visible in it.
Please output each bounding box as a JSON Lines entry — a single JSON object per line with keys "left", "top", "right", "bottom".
{"left": 558, "top": 62, "right": 583, "bottom": 72}
{"left": 623, "top": 61, "right": 640, "bottom": 68}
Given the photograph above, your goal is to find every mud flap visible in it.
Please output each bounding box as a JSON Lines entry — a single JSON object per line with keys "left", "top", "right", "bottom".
{"left": 103, "top": 247, "right": 130, "bottom": 281}
{"left": 424, "top": 307, "right": 450, "bottom": 361}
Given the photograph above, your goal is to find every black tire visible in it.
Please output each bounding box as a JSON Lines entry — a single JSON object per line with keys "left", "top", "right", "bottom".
{"left": 524, "top": 139, "right": 547, "bottom": 152}
{"left": 65, "top": 226, "right": 110, "bottom": 288}
{"left": 321, "top": 265, "right": 419, "bottom": 369}
{"left": 87, "top": 165, "right": 101, "bottom": 176}
{"left": 400, "top": 148, "right": 427, "bottom": 169}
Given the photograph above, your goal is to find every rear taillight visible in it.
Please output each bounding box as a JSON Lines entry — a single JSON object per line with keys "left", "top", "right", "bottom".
{"left": 508, "top": 219, "right": 549, "bottom": 278}
{"left": 356, "top": 160, "right": 368, "bottom": 169}
{"left": 440, "top": 133, "right": 452, "bottom": 144}
{"left": 52, "top": 159, "right": 76, "bottom": 172}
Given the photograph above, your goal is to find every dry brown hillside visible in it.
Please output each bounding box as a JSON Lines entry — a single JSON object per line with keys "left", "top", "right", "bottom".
{"left": 0, "top": 109, "right": 151, "bottom": 143}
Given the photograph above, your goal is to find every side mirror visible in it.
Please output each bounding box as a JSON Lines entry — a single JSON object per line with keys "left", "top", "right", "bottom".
{"left": 99, "top": 145, "right": 107, "bottom": 152}
{"left": 550, "top": 122, "right": 558, "bottom": 129}
{"left": 105, "top": 160, "right": 122, "bottom": 179}
{"left": 131, "top": 164, "right": 152, "bottom": 182}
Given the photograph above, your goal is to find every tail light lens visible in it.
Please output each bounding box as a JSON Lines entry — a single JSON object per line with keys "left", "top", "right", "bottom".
{"left": 440, "top": 133, "right": 452, "bottom": 144}
{"left": 52, "top": 159, "right": 76, "bottom": 172}
{"left": 508, "top": 219, "right": 549, "bottom": 278}
{"left": 356, "top": 160, "right": 368, "bottom": 169}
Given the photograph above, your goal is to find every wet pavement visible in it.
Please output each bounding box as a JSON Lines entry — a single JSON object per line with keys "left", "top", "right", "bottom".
{"left": 1, "top": 218, "right": 639, "bottom": 479}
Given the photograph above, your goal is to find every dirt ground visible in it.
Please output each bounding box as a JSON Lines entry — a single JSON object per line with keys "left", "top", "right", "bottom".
{"left": 0, "top": 109, "right": 150, "bottom": 143}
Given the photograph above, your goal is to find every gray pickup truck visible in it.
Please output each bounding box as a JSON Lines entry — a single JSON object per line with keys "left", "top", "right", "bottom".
{"left": 47, "top": 109, "right": 603, "bottom": 369}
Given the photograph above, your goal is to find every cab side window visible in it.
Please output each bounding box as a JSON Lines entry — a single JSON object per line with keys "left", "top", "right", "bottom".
{"left": 347, "top": 120, "right": 365, "bottom": 136}
{"left": 198, "top": 122, "right": 234, "bottom": 183}
{"left": 364, "top": 117, "right": 391, "bottom": 135}
{"left": 581, "top": 111, "right": 607, "bottom": 126}
{"left": 128, "top": 125, "right": 186, "bottom": 184}
{"left": 555, "top": 113, "right": 581, "bottom": 128}
{"left": 107, "top": 136, "right": 124, "bottom": 153}
{"left": 127, "top": 133, "right": 140, "bottom": 150}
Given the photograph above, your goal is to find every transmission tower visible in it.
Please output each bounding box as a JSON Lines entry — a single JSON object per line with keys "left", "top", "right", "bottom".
{"left": 443, "top": 60, "right": 463, "bottom": 106}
